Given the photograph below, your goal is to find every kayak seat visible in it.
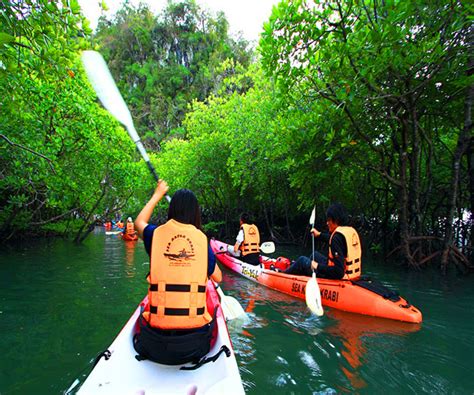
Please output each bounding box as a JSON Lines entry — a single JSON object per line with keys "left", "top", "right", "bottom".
{"left": 352, "top": 277, "right": 401, "bottom": 303}
{"left": 133, "top": 310, "right": 217, "bottom": 366}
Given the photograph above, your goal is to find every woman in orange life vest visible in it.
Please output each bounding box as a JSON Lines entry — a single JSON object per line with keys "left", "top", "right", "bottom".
{"left": 226, "top": 212, "right": 261, "bottom": 266}
{"left": 283, "top": 203, "right": 362, "bottom": 280}
{"left": 123, "top": 216, "right": 136, "bottom": 235}
{"left": 133, "top": 179, "right": 222, "bottom": 365}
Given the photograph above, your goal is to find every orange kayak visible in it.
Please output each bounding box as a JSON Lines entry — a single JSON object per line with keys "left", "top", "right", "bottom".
{"left": 210, "top": 239, "right": 422, "bottom": 323}
{"left": 121, "top": 232, "right": 138, "bottom": 241}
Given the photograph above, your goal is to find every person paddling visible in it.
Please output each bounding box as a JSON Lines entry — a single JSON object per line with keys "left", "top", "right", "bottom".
{"left": 123, "top": 216, "right": 136, "bottom": 236}
{"left": 133, "top": 180, "right": 222, "bottom": 365}
{"left": 283, "top": 203, "right": 362, "bottom": 280}
{"left": 227, "top": 212, "right": 261, "bottom": 266}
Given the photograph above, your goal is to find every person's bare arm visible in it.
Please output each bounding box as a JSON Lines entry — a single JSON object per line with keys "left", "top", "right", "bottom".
{"left": 135, "top": 180, "right": 169, "bottom": 239}
{"left": 210, "top": 265, "right": 222, "bottom": 283}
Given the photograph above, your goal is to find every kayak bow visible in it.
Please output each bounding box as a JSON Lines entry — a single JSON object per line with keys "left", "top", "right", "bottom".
{"left": 75, "top": 280, "right": 244, "bottom": 394}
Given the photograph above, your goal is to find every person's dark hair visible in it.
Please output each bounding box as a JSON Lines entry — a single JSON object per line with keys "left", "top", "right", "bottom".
{"left": 326, "top": 203, "right": 348, "bottom": 226}
{"left": 240, "top": 212, "right": 251, "bottom": 224}
{"left": 168, "top": 189, "right": 201, "bottom": 229}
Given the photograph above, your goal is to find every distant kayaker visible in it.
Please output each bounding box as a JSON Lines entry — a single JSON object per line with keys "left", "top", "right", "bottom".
{"left": 227, "top": 212, "right": 261, "bottom": 265}
{"left": 283, "top": 203, "right": 362, "bottom": 280}
{"left": 124, "top": 216, "right": 136, "bottom": 235}
{"left": 133, "top": 179, "right": 222, "bottom": 365}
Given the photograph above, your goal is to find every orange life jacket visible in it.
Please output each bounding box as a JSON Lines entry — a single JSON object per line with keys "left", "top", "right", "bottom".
{"left": 239, "top": 223, "right": 260, "bottom": 256}
{"left": 328, "top": 226, "right": 362, "bottom": 280}
{"left": 143, "top": 219, "right": 211, "bottom": 330}
{"left": 126, "top": 222, "right": 135, "bottom": 235}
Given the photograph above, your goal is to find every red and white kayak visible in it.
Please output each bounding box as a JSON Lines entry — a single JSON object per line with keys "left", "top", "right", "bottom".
{"left": 211, "top": 239, "right": 422, "bottom": 324}
{"left": 74, "top": 281, "right": 244, "bottom": 394}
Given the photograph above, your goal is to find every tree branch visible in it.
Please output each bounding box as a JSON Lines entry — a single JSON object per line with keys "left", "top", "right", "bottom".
{"left": 1, "top": 134, "right": 56, "bottom": 173}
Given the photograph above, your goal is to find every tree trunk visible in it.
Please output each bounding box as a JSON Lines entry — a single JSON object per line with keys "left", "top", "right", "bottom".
{"left": 399, "top": 120, "right": 415, "bottom": 265}
{"left": 74, "top": 185, "right": 108, "bottom": 243}
{"left": 441, "top": 24, "right": 473, "bottom": 270}
{"left": 408, "top": 94, "right": 422, "bottom": 239}
{"left": 468, "top": 136, "right": 474, "bottom": 262}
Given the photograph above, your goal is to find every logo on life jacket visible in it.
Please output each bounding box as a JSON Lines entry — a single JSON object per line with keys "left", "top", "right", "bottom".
{"left": 163, "top": 234, "right": 195, "bottom": 265}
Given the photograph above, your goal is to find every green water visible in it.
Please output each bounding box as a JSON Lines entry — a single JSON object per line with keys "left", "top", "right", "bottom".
{"left": 1, "top": 229, "right": 473, "bottom": 394}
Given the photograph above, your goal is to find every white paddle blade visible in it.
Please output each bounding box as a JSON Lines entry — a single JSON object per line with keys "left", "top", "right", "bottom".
{"left": 221, "top": 295, "right": 247, "bottom": 320}
{"left": 309, "top": 206, "right": 316, "bottom": 226}
{"left": 81, "top": 50, "right": 135, "bottom": 133}
{"left": 305, "top": 272, "right": 324, "bottom": 316}
{"left": 260, "top": 241, "right": 275, "bottom": 254}
{"left": 214, "top": 282, "right": 246, "bottom": 320}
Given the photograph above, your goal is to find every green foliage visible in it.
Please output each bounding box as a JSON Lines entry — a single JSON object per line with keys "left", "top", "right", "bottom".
{"left": 1, "top": 0, "right": 471, "bottom": 270}
{"left": 93, "top": 0, "right": 253, "bottom": 145}
{"left": 0, "top": 0, "right": 149, "bottom": 240}
{"left": 259, "top": 0, "right": 472, "bottom": 260}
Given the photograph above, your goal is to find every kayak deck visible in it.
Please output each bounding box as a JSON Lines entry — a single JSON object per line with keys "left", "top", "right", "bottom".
{"left": 211, "top": 239, "right": 422, "bottom": 324}
{"left": 76, "top": 282, "right": 244, "bottom": 394}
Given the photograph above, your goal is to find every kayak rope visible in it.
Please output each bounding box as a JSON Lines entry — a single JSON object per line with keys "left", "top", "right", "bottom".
{"left": 180, "top": 345, "right": 231, "bottom": 371}
{"left": 64, "top": 349, "right": 112, "bottom": 393}
{"left": 92, "top": 349, "right": 112, "bottom": 368}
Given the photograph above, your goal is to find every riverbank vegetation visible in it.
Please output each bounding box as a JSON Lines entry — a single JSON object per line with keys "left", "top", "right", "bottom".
{"left": 1, "top": 0, "right": 472, "bottom": 272}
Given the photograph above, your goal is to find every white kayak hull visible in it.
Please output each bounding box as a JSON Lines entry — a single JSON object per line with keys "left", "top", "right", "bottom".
{"left": 75, "top": 282, "right": 244, "bottom": 394}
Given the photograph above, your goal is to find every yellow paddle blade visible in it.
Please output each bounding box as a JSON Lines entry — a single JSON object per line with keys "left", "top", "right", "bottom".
{"left": 305, "top": 272, "right": 324, "bottom": 316}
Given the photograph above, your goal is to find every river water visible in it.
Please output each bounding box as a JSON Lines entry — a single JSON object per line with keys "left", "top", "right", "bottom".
{"left": 0, "top": 229, "right": 473, "bottom": 394}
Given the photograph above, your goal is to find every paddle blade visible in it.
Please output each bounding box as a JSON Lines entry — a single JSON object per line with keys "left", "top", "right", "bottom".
{"left": 305, "top": 272, "right": 324, "bottom": 316}
{"left": 81, "top": 51, "right": 135, "bottom": 135}
{"left": 215, "top": 282, "right": 246, "bottom": 320}
{"left": 221, "top": 295, "right": 247, "bottom": 321}
{"left": 309, "top": 206, "right": 316, "bottom": 226}
{"left": 260, "top": 241, "right": 275, "bottom": 254}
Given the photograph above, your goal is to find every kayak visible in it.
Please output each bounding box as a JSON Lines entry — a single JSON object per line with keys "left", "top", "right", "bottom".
{"left": 74, "top": 281, "right": 244, "bottom": 394}
{"left": 105, "top": 231, "right": 121, "bottom": 235}
{"left": 210, "top": 239, "right": 422, "bottom": 324}
{"left": 121, "top": 232, "right": 138, "bottom": 241}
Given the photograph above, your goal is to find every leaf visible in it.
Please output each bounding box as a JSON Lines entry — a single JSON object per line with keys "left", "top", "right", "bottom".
{"left": 0, "top": 32, "right": 15, "bottom": 45}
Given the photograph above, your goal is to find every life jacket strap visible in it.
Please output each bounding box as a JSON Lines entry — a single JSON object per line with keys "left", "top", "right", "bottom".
{"left": 180, "top": 345, "right": 231, "bottom": 371}
{"left": 242, "top": 242, "right": 259, "bottom": 252}
{"left": 149, "top": 306, "right": 205, "bottom": 316}
{"left": 149, "top": 283, "right": 206, "bottom": 293}
{"left": 345, "top": 258, "right": 360, "bottom": 267}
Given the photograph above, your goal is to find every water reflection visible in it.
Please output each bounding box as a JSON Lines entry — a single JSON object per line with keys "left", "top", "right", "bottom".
{"left": 325, "top": 309, "right": 421, "bottom": 391}
{"left": 222, "top": 270, "right": 422, "bottom": 393}
{"left": 123, "top": 239, "right": 139, "bottom": 278}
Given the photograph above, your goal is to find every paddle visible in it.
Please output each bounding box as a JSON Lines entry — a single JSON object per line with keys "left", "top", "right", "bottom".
{"left": 81, "top": 50, "right": 170, "bottom": 202}
{"left": 260, "top": 241, "right": 275, "bottom": 254}
{"left": 305, "top": 207, "right": 324, "bottom": 316}
{"left": 81, "top": 50, "right": 244, "bottom": 320}
{"left": 213, "top": 281, "right": 246, "bottom": 320}
{"left": 216, "top": 241, "right": 276, "bottom": 255}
